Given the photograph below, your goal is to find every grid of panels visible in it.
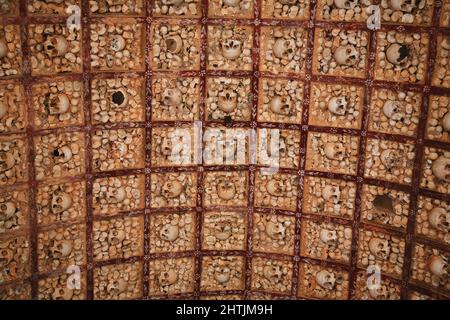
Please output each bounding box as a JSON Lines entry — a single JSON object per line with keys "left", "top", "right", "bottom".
{"left": 0, "top": 0, "right": 449, "bottom": 300}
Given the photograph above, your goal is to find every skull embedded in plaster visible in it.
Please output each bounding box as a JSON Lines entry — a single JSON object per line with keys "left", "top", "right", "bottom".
{"left": 108, "top": 229, "right": 126, "bottom": 246}
{"left": 386, "top": 43, "right": 410, "bottom": 65}
{"left": 382, "top": 101, "right": 405, "bottom": 121}
{"left": 214, "top": 266, "right": 231, "bottom": 284}
{"left": 334, "top": 45, "right": 359, "bottom": 66}
{"left": 111, "top": 89, "right": 128, "bottom": 108}
{"left": 442, "top": 112, "right": 450, "bottom": 132}
{"left": 266, "top": 221, "right": 287, "bottom": 241}
{"left": 214, "top": 221, "right": 232, "bottom": 241}
{"left": 372, "top": 194, "right": 394, "bottom": 224}
{"left": 278, "top": 0, "right": 297, "bottom": 4}
{"left": 431, "top": 156, "right": 450, "bottom": 182}
{"left": 319, "top": 229, "right": 338, "bottom": 246}
{"left": 273, "top": 38, "right": 296, "bottom": 61}
{"left": 52, "top": 287, "right": 74, "bottom": 300}
{"left": 106, "top": 187, "right": 126, "bottom": 204}
{"left": 368, "top": 285, "right": 389, "bottom": 300}
{"left": 263, "top": 265, "right": 283, "bottom": 283}
{"left": 266, "top": 179, "right": 285, "bottom": 197}
{"left": 315, "top": 270, "right": 336, "bottom": 290}
{"left": 0, "top": 151, "right": 15, "bottom": 172}
{"left": 218, "top": 90, "right": 238, "bottom": 113}
{"left": 216, "top": 179, "right": 236, "bottom": 200}
{"left": 51, "top": 190, "right": 72, "bottom": 214}
{"left": 334, "top": 0, "right": 358, "bottom": 9}
{"left": 328, "top": 96, "right": 348, "bottom": 116}
{"left": 269, "top": 96, "right": 291, "bottom": 116}
{"left": 107, "top": 279, "right": 128, "bottom": 295}
{"left": 43, "top": 35, "right": 69, "bottom": 57}
{"left": 0, "top": 40, "right": 7, "bottom": 59}
{"left": 161, "top": 0, "right": 184, "bottom": 6}
{"left": 0, "top": 201, "right": 16, "bottom": 221}
{"left": 428, "top": 255, "right": 448, "bottom": 277}
{"left": 389, "top": 0, "right": 423, "bottom": 13}
{"left": 110, "top": 35, "right": 126, "bottom": 52}
{"left": 324, "top": 142, "right": 345, "bottom": 161}
{"left": 380, "top": 149, "right": 401, "bottom": 170}
{"left": 368, "top": 238, "right": 391, "bottom": 260}
{"left": 46, "top": 93, "right": 70, "bottom": 115}
{"left": 161, "top": 180, "right": 183, "bottom": 199}
{"left": 221, "top": 39, "right": 242, "bottom": 60}
{"left": 162, "top": 88, "right": 182, "bottom": 107}
{"left": 54, "top": 145, "right": 73, "bottom": 163}
{"left": 50, "top": 239, "right": 74, "bottom": 258}
{"left": 0, "top": 100, "right": 8, "bottom": 119}
{"left": 165, "top": 35, "right": 183, "bottom": 54}
{"left": 223, "top": 0, "right": 240, "bottom": 6}
{"left": 159, "top": 224, "right": 179, "bottom": 242}
{"left": 428, "top": 207, "right": 449, "bottom": 233}
{"left": 158, "top": 270, "right": 178, "bottom": 286}
{"left": 322, "top": 185, "right": 341, "bottom": 204}
{"left": 160, "top": 137, "right": 174, "bottom": 157}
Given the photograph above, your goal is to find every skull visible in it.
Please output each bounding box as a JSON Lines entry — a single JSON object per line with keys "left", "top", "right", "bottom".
{"left": 266, "top": 179, "right": 284, "bottom": 197}
{"left": 159, "top": 224, "right": 179, "bottom": 242}
{"left": 334, "top": 45, "right": 359, "bottom": 66}
{"left": 54, "top": 145, "right": 73, "bottom": 163}
{"left": 368, "top": 238, "right": 391, "bottom": 260}
{"left": 368, "top": 285, "right": 389, "bottom": 300}
{"left": 110, "top": 35, "right": 126, "bottom": 52}
{"left": 0, "top": 100, "right": 8, "bottom": 118}
{"left": 0, "top": 151, "right": 15, "bottom": 172}
{"left": 0, "top": 39, "right": 7, "bottom": 59}
{"left": 46, "top": 93, "right": 70, "bottom": 115}
{"left": 161, "top": 0, "right": 184, "bottom": 6}
{"left": 389, "top": 0, "right": 422, "bottom": 13}
{"left": 221, "top": 39, "right": 242, "bottom": 60}
{"left": 106, "top": 187, "right": 126, "bottom": 204}
{"left": 111, "top": 89, "right": 128, "bottom": 108}
{"left": 162, "top": 88, "right": 182, "bottom": 107}
{"left": 431, "top": 156, "right": 450, "bottom": 182}
{"left": 43, "top": 35, "right": 69, "bottom": 57}
{"left": 273, "top": 38, "right": 296, "bottom": 60}
{"left": 322, "top": 185, "right": 341, "bottom": 204}
{"left": 216, "top": 179, "right": 236, "bottom": 200}
{"left": 315, "top": 270, "right": 336, "bottom": 290}
{"left": 279, "top": 0, "right": 297, "bottom": 4}
{"left": 51, "top": 288, "right": 74, "bottom": 300}
{"left": 372, "top": 194, "right": 394, "bottom": 224}
{"left": 108, "top": 229, "right": 126, "bottom": 246}
{"left": 0, "top": 248, "right": 13, "bottom": 267}
{"left": 334, "top": 0, "right": 358, "bottom": 9}
{"left": 0, "top": 201, "right": 16, "bottom": 221}
{"left": 383, "top": 101, "right": 405, "bottom": 121}
{"left": 158, "top": 270, "right": 178, "bottom": 286}
{"left": 214, "top": 221, "right": 232, "bottom": 241}
{"left": 218, "top": 90, "right": 238, "bottom": 113}
{"left": 106, "top": 279, "right": 128, "bottom": 295}
{"left": 328, "top": 96, "right": 348, "bottom": 116}
{"left": 380, "top": 149, "right": 401, "bottom": 170}
{"left": 428, "top": 207, "right": 449, "bottom": 233}
{"left": 428, "top": 255, "right": 448, "bottom": 277}
{"left": 263, "top": 265, "right": 283, "bottom": 283}
{"left": 269, "top": 96, "right": 291, "bottom": 116}
{"left": 266, "top": 221, "right": 287, "bottom": 240}
{"left": 324, "top": 142, "right": 345, "bottom": 161}
{"left": 386, "top": 43, "right": 409, "bottom": 65}
{"left": 165, "top": 35, "right": 183, "bottom": 54}
{"left": 319, "top": 229, "right": 338, "bottom": 246}
{"left": 160, "top": 137, "right": 174, "bottom": 157}
{"left": 214, "top": 267, "right": 231, "bottom": 284}
{"left": 50, "top": 240, "right": 73, "bottom": 258}
{"left": 161, "top": 180, "right": 183, "bottom": 199}
{"left": 223, "top": 0, "right": 240, "bottom": 6}
{"left": 51, "top": 190, "right": 72, "bottom": 214}
{"left": 442, "top": 112, "right": 450, "bottom": 132}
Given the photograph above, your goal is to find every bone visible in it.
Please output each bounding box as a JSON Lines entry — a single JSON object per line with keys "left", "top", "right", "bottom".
{"left": 201, "top": 256, "right": 244, "bottom": 291}
{"left": 94, "top": 262, "right": 142, "bottom": 300}
{"left": 0, "top": 24, "right": 21, "bottom": 77}
{"left": 150, "top": 212, "right": 195, "bottom": 253}
{"left": 149, "top": 258, "right": 195, "bottom": 295}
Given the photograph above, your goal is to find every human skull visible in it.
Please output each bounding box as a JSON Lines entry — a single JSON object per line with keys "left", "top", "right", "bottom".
{"left": 160, "top": 137, "right": 174, "bottom": 157}
{"left": 49, "top": 239, "right": 73, "bottom": 258}
{"left": 442, "top": 112, "right": 450, "bottom": 132}
{"left": 334, "top": 45, "right": 359, "bottom": 66}
{"left": 273, "top": 38, "right": 296, "bottom": 60}
{"left": 161, "top": 180, "right": 183, "bottom": 199}
{"left": 216, "top": 179, "right": 236, "bottom": 200}
{"left": 263, "top": 265, "right": 283, "bottom": 283}
{"left": 165, "top": 35, "right": 183, "bottom": 54}
{"left": 383, "top": 101, "right": 405, "bottom": 121}
{"left": 106, "top": 187, "right": 126, "bottom": 204}
{"left": 334, "top": 0, "right": 358, "bottom": 9}
{"left": 54, "top": 145, "right": 73, "bottom": 163}
{"left": 266, "top": 179, "right": 284, "bottom": 197}
{"left": 110, "top": 35, "right": 126, "bottom": 52}
{"left": 161, "top": 0, "right": 184, "bottom": 6}
{"left": 368, "top": 285, "right": 389, "bottom": 300}
{"left": 158, "top": 270, "right": 178, "bottom": 286}
{"left": 159, "top": 224, "right": 179, "bottom": 242}
{"left": 269, "top": 96, "right": 291, "bottom": 116}
{"left": 328, "top": 96, "right": 348, "bottom": 116}
{"left": 43, "top": 35, "right": 69, "bottom": 57}
{"left": 46, "top": 93, "right": 70, "bottom": 115}
{"left": 50, "top": 190, "right": 72, "bottom": 214}
{"left": 111, "top": 89, "right": 128, "bottom": 108}
{"left": 218, "top": 90, "right": 238, "bottom": 113}
{"left": 428, "top": 255, "right": 448, "bottom": 277}
{"left": 278, "top": 0, "right": 297, "bottom": 4}
{"left": 319, "top": 229, "right": 338, "bottom": 246}
{"left": 428, "top": 207, "right": 450, "bottom": 233}
{"left": 108, "top": 229, "right": 126, "bottom": 246}
{"left": 0, "top": 40, "right": 7, "bottom": 59}
{"left": 315, "top": 270, "right": 336, "bottom": 290}
{"left": 266, "top": 221, "right": 287, "bottom": 240}
{"left": 431, "top": 156, "right": 450, "bottom": 182}
{"left": 0, "top": 151, "right": 15, "bottom": 172}
{"left": 214, "top": 267, "right": 231, "bottom": 284}
{"left": 162, "top": 88, "right": 182, "bottom": 107}
{"left": 0, "top": 100, "right": 8, "bottom": 119}
{"left": 0, "top": 248, "right": 13, "bottom": 267}
{"left": 322, "top": 185, "right": 341, "bottom": 204}
{"left": 214, "top": 221, "right": 232, "bottom": 241}
{"left": 324, "top": 142, "right": 345, "bottom": 161}
{"left": 380, "top": 149, "right": 401, "bottom": 170}
{"left": 372, "top": 194, "right": 394, "bottom": 224}
{"left": 51, "top": 288, "right": 74, "bottom": 300}
{"left": 0, "top": 201, "right": 16, "bottom": 221}
{"left": 106, "top": 279, "right": 128, "bottom": 295}
{"left": 223, "top": 0, "right": 240, "bottom": 6}
{"left": 368, "top": 238, "right": 391, "bottom": 260}
{"left": 386, "top": 43, "right": 409, "bottom": 65}
{"left": 389, "top": 0, "right": 423, "bottom": 13}
{"left": 221, "top": 39, "right": 242, "bottom": 60}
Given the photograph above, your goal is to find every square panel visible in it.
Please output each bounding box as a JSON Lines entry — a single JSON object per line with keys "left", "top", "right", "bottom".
{"left": 257, "top": 129, "right": 301, "bottom": 169}
{"left": 150, "top": 211, "right": 196, "bottom": 253}
{"left": 420, "top": 147, "right": 450, "bottom": 195}
{"left": 151, "top": 23, "right": 201, "bottom": 71}
{"left": 374, "top": 31, "right": 429, "bottom": 84}
{"left": 32, "top": 79, "right": 84, "bottom": 129}
{"left": 92, "top": 128, "right": 145, "bottom": 172}
{"left": 302, "top": 176, "right": 356, "bottom": 219}
{"left": 203, "top": 127, "right": 249, "bottom": 165}
{"left": 150, "top": 172, "right": 197, "bottom": 208}
{"left": 200, "top": 256, "right": 245, "bottom": 291}
{"left": 305, "top": 132, "right": 359, "bottom": 175}
{"left": 152, "top": 75, "right": 200, "bottom": 121}
{"left": 364, "top": 138, "right": 415, "bottom": 185}
{"left": 90, "top": 20, "right": 145, "bottom": 72}
{"left": 91, "top": 77, "right": 145, "bottom": 124}
{"left": 153, "top": 0, "right": 201, "bottom": 17}
{"left": 203, "top": 171, "right": 248, "bottom": 207}
{"left": 251, "top": 257, "right": 293, "bottom": 294}
{"left": 0, "top": 186, "right": 28, "bottom": 234}
{"left": 353, "top": 270, "right": 401, "bottom": 300}
{"left": 0, "top": 81, "right": 26, "bottom": 133}
{"left": 208, "top": 0, "right": 254, "bottom": 18}
{"left": 426, "top": 95, "right": 450, "bottom": 143}
{"left": 28, "top": 24, "right": 82, "bottom": 76}
{"left": 316, "top": 0, "right": 373, "bottom": 22}
{"left": 0, "top": 235, "right": 30, "bottom": 283}
{"left": 0, "top": 25, "right": 22, "bottom": 78}
{"left": 261, "top": 0, "right": 310, "bottom": 20}
{"left": 93, "top": 215, "right": 144, "bottom": 262}
{"left": 379, "top": 0, "right": 434, "bottom": 25}
{"left": 254, "top": 172, "right": 298, "bottom": 211}
{"left": 0, "top": 282, "right": 31, "bottom": 300}
{"left": 416, "top": 196, "right": 449, "bottom": 245}
{"left": 253, "top": 213, "right": 295, "bottom": 255}
{"left": 151, "top": 126, "right": 196, "bottom": 167}
{"left": 312, "top": 28, "right": 369, "bottom": 78}
{"left": 34, "top": 131, "right": 86, "bottom": 180}
{"left": 90, "top": 0, "right": 144, "bottom": 15}
{"left": 432, "top": 35, "right": 450, "bottom": 88}
{"left": 0, "top": 134, "right": 28, "bottom": 186}
{"left": 36, "top": 180, "right": 86, "bottom": 226}
{"left": 207, "top": 25, "right": 253, "bottom": 71}
{"left": 309, "top": 82, "right": 364, "bottom": 129}
{"left": 201, "top": 211, "right": 246, "bottom": 251}
{"left": 257, "top": 77, "right": 304, "bottom": 124}
{"left": 149, "top": 257, "right": 195, "bottom": 296}
{"left": 259, "top": 26, "right": 308, "bottom": 74}
{"left": 300, "top": 219, "right": 352, "bottom": 264}
{"left": 38, "top": 271, "right": 87, "bottom": 300}
{"left": 28, "top": 0, "right": 81, "bottom": 15}
{"left": 92, "top": 175, "right": 145, "bottom": 216}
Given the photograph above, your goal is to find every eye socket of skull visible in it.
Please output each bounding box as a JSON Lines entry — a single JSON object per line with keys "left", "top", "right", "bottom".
{"left": 111, "top": 89, "right": 128, "bottom": 108}
{"left": 0, "top": 39, "right": 7, "bottom": 59}
{"left": 0, "top": 151, "right": 15, "bottom": 172}
{"left": 165, "top": 35, "right": 183, "bottom": 54}
{"left": 54, "top": 145, "right": 73, "bottom": 163}
{"left": 431, "top": 156, "right": 450, "bottom": 182}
